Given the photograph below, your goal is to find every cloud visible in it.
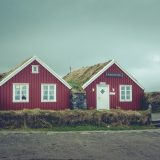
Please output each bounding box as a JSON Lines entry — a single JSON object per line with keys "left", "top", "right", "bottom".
{"left": 130, "top": 52, "right": 160, "bottom": 91}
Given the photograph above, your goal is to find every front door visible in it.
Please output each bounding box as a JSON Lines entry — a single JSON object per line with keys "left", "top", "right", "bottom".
{"left": 96, "top": 84, "right": 109, "bottom": 110}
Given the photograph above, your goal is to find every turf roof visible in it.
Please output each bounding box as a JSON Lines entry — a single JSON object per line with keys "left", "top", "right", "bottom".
{"left": 0, "top": 57, "right": 32, "bottom": 82}
{"left": 63, "top": 60, "right": 112, "bottom": 93}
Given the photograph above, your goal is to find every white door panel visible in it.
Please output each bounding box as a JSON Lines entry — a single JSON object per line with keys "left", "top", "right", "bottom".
{"left": 97, "top": 84, "right": 109, "bottom": 110}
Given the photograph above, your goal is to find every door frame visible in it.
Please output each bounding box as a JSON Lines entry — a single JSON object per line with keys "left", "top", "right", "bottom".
{"left": 96, "top": 84, "right": 110, "bottom": 110}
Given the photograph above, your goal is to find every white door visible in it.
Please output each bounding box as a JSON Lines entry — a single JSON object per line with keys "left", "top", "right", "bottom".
{"left": 96, "top": 84, "right": 109, "bottom": 110}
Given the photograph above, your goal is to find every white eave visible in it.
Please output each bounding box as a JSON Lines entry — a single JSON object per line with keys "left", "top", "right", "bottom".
{"left": 0, "top": 56, "right": 72, "bottom": 89}
{"left": 82, "top": 59, "right": 144, "bottom": 90}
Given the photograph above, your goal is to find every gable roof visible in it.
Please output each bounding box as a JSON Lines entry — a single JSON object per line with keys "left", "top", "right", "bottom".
{"left": 0, "top": 57, "right": 33, "bottom": 82}
{"left": 63, "top": 60, "right": 112, "bottom": 92}
{"left": 64, "top": 59, "right": 144, "bottom": 92}
{"left": 0, "top": 56, "right": 71, "bottom": 89}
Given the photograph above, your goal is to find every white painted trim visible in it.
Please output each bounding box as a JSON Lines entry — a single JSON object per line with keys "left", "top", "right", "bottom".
{"left": 13, "top": 83, "right": 29, "bottom": 103}
{"left": 32, "top": 65, "right": 39, "bottom": 74}
{"left": 114, "top": 61, "right": 144, "bottom": 90}
{"left": 0, "top": 56, "right": 71, "bottom": 89}
{"left": 96, "top": 84, "right": 110, "bottom": 110}
{"left": 82, "top": 60, "right": 114, "bottom": 89}
{"left": 119, "top": 85, "right": 132, "bottom": 102}
{"left": 82, "top": 60, "right": 144, "bottom": 90}
{"left": 41, "top": 83, "right": 56, "bottom": 102}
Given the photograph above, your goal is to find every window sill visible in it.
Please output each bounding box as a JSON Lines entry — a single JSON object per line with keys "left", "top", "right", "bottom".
{"left": 120, "top": 100, "right": 132, "bottom": 102}
{"left": 41, "top": 100, "right": 56, "bottom": 103}
{"left": 13, "top": 101, "right": 29, "bottom": 103}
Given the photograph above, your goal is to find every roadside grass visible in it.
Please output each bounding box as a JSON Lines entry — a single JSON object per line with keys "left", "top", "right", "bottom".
{"left": 0, "top": 124, "right": 157, "bottom": 132}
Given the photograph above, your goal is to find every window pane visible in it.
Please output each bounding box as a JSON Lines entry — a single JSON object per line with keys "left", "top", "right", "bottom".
{"left": 22, "top": 86, "right": 26, "bottom": 90}
{"left": 33, "top": 67, "right": 37, "bottom": 71}
{"left": 15, "top": 95, "right": 20, "bottom": 100}
{"left": 49, "top": 90, "right": 54, "bottom": 95}
{"left": 121, "top": 86, "right": 125, "bottom": 90}
{"left": 15, "top": 85, "right": 20, "bottom": 100}
{"left": 121, "top": 96, "right": 125, "bottom": 100}
{"left": 126, "top": 95, "right": 130, "bottom": 99}
{"left": 15, "top": 85, "right": 20, "bottom": 89}
{"left": 15, "top": 90, "right": 20, "bottom": 95}
{"left": 43, "top": 91, "right": 48, "bottom": 96}
{"left": 50, "top": 95, "right": 54, "bottom": 100}
{"left": 126, "top": 86, "right": 130, "bottom": 90}
{"left": 121, "top": 91, "right": 125, "bottom": 95}
{"left": 126, "top": 91, "right": 130, "bottom": 95}
{"left": 43, "top": 85, "right": 48, "bottom": 90}
{"left": 43, "top": 95, "right": 48, "bottom": 100}
{"left": 42, "top": 85, "right": 48, "bottom": 100}
{"left": 50, "top": 85, "right": 54, "bottom": 91}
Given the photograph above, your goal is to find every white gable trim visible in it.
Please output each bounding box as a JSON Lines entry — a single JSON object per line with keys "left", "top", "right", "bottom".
{"left": 82, "top": 60, "right": 144, "bottom": 90}
{"left": 0, "top": 56, "right": 72, "bottom": 89}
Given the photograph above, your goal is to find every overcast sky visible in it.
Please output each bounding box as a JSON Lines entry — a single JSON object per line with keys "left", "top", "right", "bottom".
{"left": 0, "top": 0, "right": 160, "bottom": 92}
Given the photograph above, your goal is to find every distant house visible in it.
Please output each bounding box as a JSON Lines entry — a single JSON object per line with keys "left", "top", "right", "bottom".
{"left": 64, "top": 60, "right": 144, "bottom": 110}
{"left": 0, "top": 56, "right": 71, "bottom": 110}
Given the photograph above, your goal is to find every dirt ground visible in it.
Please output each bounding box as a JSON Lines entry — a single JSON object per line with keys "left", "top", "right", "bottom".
{"left": 0, "top": 129, "right": 160, "bottom": 160}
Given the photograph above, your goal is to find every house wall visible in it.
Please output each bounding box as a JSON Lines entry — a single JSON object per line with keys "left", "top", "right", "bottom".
{"left": 0, "top": 60, "right": 70, "bottom": 110}
{"left": 85, "top": 64, "right": 144, "bottom": 110}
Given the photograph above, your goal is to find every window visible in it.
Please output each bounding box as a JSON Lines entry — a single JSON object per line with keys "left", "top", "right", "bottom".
{"left": 32, "top": 65, "right": 39, "bottom": 73}
{"left": 41, "top": 84, "right": 56, "bottom": 102}
{"left": 120, "top": 85, "right": 132, "bottom": 102}
{"left": 13, "top": 84, "right": 29, "bottom": 102}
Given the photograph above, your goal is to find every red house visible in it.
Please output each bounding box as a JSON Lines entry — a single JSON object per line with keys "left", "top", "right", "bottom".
{"left": 64, "top": 60, "right": 144, "bottom": 110}
{"left": 0, "top": 56, "right": 71, "bottom": 110}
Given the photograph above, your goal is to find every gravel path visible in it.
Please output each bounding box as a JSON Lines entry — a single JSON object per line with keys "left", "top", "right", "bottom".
{"left": 0, "top": 129, "right": 160, "bottom": 160}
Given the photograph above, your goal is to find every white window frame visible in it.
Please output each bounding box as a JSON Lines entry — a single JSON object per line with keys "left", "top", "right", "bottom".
{"left": 119, "top": 85, "right": 132, "bottom": 102}
{"left": 13, "top": 83, "right": 29, "bottom": 103}
{"left": 32, "top": 65, "right": 39, "bottom": 73}
{"left": 41, "top": 84, "right": 56, "bottom": 102}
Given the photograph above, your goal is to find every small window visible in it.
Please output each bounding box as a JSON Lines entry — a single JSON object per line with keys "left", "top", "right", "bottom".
{"left": 13, "top": 84, "right": 29, "bottom": 102}
{"left": 41, "top": 84, "right": 56, "bottom": 102}
{"left": 120, "top": 85, "right": 132, "bottom": 102}
{"left": 32, "top": 65, "right": 39, "bottom": 73}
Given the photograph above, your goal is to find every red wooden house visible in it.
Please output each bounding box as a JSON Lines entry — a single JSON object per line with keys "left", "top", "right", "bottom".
{"left": 0, "top": 56, "right": 71, "bottom": 110}
{"left": 64, "top": 60, "right": 144, "bottom": 110}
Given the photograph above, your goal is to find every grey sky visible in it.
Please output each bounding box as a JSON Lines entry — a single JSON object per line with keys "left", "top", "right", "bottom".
{"left": 0, "top": 0, "right": 160, "bottom": 92}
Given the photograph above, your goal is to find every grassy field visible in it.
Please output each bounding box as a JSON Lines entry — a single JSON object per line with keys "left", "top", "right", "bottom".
{"left": 0, "top": 124, "right": 156, "bottom": 132}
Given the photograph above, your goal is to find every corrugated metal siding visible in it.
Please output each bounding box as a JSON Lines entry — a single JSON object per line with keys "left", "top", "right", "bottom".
{"left": 0, "top": 60, "right": 70, "bottom": 110}
{"left": 85, "top": 64, "right": 144, "bottom": 110}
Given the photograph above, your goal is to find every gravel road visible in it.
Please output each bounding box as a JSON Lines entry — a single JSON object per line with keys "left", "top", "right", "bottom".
{"left": 0, "top": 129, "right": 160, "bottom": 160}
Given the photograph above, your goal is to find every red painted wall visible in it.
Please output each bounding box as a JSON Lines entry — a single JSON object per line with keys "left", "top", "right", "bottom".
{"left": 0, "top": 60, "right": 70, "bottom": 110}
{"left": 85, "top": 64, "right": 144, "bottom": 110}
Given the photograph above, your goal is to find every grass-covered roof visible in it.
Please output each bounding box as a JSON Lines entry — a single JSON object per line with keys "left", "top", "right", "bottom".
{"left": 63, "top": 60, "right": 111, "bottom": 93}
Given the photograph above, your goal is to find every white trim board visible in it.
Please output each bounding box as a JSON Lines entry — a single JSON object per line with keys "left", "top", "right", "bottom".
{"left": 0, "top": 56, "right": 72, "bottom": 89}
{"left": 82, "top": 59, "right": 144, "bottom": 90}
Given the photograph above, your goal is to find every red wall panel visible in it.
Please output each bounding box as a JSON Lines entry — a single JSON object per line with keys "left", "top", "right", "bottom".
{"left": 0, "top": 60, "right": 70, "bottom": 110}
{"left": 85, "top": 64, "right": 144, "bottom": 110}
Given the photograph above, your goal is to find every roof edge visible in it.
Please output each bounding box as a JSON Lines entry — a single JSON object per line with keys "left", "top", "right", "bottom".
{"left": 0, "top": 56, "right": 72, "bottom": 89}
{"left": 0, "top": 56, "right": 35, "bottom": 86}
{"left": 82, "top": 60, "right": 144, "bottom": 90}
{"left": 82, "top": 59, "right": 114, "bottom": 89}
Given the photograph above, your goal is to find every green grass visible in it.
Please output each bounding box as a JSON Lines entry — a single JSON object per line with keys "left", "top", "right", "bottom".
{"left": 0, "top": 125, "right": 157, "bottom": 132}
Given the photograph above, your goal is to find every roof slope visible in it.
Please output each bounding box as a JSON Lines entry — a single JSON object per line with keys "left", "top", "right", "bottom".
{"left": 0, "top": 57, "right": 32, "bottom": 82}
{"left": 0, "top": 56, "right": 71, "bottom": 89}
{"left": 64, "top": 59, "right": 144, "bottom": 92}
{"left": 63, "top": 61, "right": 111, "bottom": 92}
